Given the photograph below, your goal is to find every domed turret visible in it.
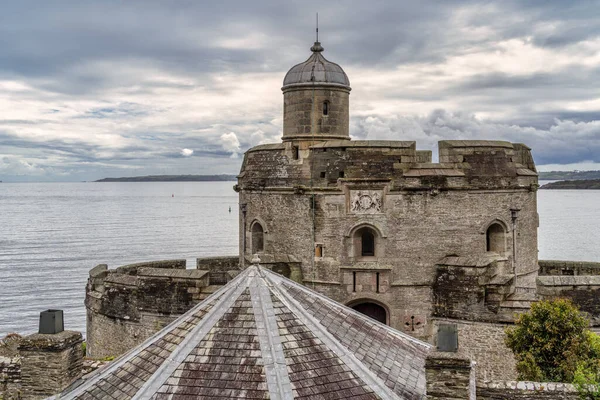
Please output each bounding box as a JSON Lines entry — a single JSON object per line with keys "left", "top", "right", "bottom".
{"left": 281, "top": 41, "right": 351, "bottom": 142}
{"left": 283, "top": 42, "right": 350, "bottom": 88}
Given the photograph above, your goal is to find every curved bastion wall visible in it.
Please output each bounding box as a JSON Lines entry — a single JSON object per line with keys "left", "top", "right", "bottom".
{"left": 85, "top": 257, "right": 239, "bottom": 358}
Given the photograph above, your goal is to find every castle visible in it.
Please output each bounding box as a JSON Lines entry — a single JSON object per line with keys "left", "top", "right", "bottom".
{"left": 5, "top": 38, "right": 599, "bottom": 399}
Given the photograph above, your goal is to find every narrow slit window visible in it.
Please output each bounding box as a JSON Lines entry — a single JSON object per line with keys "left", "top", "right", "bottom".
{"left": 292, "top": 146, "right": 299, "bottom": 160}
{"left": 353, "top": 271, "right": 357, "bottom": 292}
{"left": 323, "top": 101, "right": 329, "bottom": 116}
{"left": 376, "top": 272, "right": 380, "bottom": 293}
{"left": 315, "top": 244, "right": 323, "bottom": 258}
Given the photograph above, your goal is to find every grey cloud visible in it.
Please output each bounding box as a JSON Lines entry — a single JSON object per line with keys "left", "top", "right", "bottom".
{"left": 356, "top": 110, "right": 600, "bottom": 165}
{"left": 1, "top": 0, "right": 600, "bottom": 180}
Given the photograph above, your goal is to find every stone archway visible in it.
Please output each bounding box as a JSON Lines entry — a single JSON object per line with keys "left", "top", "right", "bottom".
{"left": 350, "top": 302, "right": 387, "bottom": 324}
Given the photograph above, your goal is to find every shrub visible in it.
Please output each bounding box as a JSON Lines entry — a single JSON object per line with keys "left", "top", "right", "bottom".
{"left": 505, "top": 298, "right": 597, "bottom": 382}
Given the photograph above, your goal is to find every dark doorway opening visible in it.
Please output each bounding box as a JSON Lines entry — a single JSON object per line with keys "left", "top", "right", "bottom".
{"left": 351, "top": 302, "right": 387, "bottom": 324}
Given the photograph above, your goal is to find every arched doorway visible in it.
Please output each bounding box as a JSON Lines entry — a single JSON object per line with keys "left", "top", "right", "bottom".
{"left": 350, "top": 302, "right": 387, "bottom": 324}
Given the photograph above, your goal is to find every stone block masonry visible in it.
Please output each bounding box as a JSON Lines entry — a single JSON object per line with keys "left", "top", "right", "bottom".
{"left": 477, "top": 381, "right": 579, "bottom": 399}
{"left": 85, "top": 257, "right": 240, "bottom": 358}
{"left": 431, "top": 318, "right": 517, "bottom": 383}
{"left": 18, "top": 330, "right": 82, "bottom": 399}
{"left": 0, "top": 355, "right": 21, "bottom": 400}
{"left": 425, "top": 351, "right": 475, "bottom": 399}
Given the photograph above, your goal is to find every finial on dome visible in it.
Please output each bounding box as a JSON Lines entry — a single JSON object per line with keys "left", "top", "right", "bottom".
{"left": 311, "top": 41, "right": 324, "bottom": 52}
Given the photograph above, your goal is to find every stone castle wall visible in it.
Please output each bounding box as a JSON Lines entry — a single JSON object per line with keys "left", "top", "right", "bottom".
{"left": 431, "top": 318, "right": 517, "bottom": 382}
{"left": 238, "top": 140, "right": 539, "bottom": 336}
{"left": 0, "top": 356, "right": 21, "bottom": 400}
{"left": 85, "top": 257, "right": 238, "bottom": 358}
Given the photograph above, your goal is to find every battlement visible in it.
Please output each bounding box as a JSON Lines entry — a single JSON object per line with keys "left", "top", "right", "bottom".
{"left": 85, "top": 257, "right": 239, "bottom": 358}
{"left": 238, "top": 139, "right": 537, "bottom": 192}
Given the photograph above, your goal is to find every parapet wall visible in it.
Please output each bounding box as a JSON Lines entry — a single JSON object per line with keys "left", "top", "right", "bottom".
{"left": 86, "top": 257, "right": 239, "bottom": 358}
{"left": 477, "top": 381, "right": 578, "bottom": 399}
{"left": 196, "top": 256, "right": 239, "bottom": 284}
{"left": 539, "top": 260, "right": 600, "bottom": 276}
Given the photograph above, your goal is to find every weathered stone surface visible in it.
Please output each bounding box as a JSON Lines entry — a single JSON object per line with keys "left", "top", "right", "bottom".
{"left": 85, "top": 257, "right": 240, "bottom": 358}
{"left": 18, "top": 331, "right": 82, "bottom": 399}
{"left": 425, "top": 351, "right": 474, "bottom": 399}
{"left": 0, "top": 355, "right": 21, "bottom": 400}
{"left": 431, "top": 318, "right": 517, "bottom": 382}
{"left": 477, "top": 381, "right": 579, "bottom": 399}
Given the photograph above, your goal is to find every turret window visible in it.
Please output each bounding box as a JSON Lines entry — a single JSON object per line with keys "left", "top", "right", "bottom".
{"left": 251, "top": 222, "right": 264, "bottom": 254}
{"left": 322, "top": 101, "right": 329, "bottom": 116}
{"left": 486, "top": 223, "right": 506, "bottom": 253}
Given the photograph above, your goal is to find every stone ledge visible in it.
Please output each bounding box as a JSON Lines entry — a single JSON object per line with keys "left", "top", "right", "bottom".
{"left": 425, "top": 351, "right": 472, "bottom": 370}
{"left": 18, "top": 331, "right": 83, "bottom": 352}
{"left": 137, "top": 267, "right": 208, "bottom": 280}
{"left": 479, "top": 380, "right": 576, "bottom": 392}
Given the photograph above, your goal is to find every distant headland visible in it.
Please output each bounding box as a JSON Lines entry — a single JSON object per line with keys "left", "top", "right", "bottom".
{"left": 95, "top": 174, "right": 237, "bottom": 182}
{"left": 541, "top": 179, "right": 600, "bottom": 189}
{"left": 539, "top": 170, "right": 600, "bottom": 180}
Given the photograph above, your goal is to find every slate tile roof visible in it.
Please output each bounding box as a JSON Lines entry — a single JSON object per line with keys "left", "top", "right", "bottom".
{"left": 53, "top": 265, "right": 431, "bottom": 400}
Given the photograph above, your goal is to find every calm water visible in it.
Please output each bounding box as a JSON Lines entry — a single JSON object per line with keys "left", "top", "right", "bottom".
{"left": 0, "top": 182, "right": 599, "bottom": 336}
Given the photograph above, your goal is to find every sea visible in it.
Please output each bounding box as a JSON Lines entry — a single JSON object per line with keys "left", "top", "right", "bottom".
{"left": 0, "top": 181, "right": 599, "bottom": 336}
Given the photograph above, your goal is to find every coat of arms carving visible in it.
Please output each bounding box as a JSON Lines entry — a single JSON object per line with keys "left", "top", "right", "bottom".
{"left": 350, "top": 190, "right": 383, "bottom": 214}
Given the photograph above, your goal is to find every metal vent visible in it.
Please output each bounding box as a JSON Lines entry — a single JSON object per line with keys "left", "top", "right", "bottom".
{"left": 437, "top": 323, "right": 458, "bottom": 352}
{"left": 39, "top": 309, "right": 64, "bottom": 334}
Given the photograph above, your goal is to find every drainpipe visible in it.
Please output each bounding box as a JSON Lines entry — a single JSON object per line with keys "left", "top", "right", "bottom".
{"left": 510, "top": 208, "right": 520, "bottom": 283}
{"left": 240, "top": 203, "right": 247, "bottom": 268}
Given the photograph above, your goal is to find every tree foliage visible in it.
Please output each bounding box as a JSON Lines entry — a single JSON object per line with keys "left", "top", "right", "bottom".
{"left": 505, "top": 298, "right": 600, "bottom": 383}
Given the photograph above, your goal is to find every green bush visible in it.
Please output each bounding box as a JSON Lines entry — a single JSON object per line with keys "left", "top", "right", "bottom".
{"left": 505, "top": 298, "right": 598, "bottom": 383}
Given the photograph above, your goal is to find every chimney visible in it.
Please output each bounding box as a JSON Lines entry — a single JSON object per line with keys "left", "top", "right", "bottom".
{"left": 18, "top": 310, "right": 83, "bottom": 399}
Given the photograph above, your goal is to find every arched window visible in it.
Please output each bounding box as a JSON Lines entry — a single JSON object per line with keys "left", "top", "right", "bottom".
{"left": 360, "top": 228, "right": 375, "bottom": 257}
{"left": 486, "top": 223, "right": 505, "bottom": 253}
{"left": 322, "top": 101, "right": 329, "bottom": 116}
{"left": 251, "top": 222, "right": 264, "bottom": 254}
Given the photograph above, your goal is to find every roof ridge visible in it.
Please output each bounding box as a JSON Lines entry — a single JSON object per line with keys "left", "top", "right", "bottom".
{"left": 132, "top": 271, "right": 254, "bottom": 399}
{"left": 53, "top": 269, "right": 251, "bottom": 399}
{"left": 250, "top": 270, "right": 293, "bottom": 399}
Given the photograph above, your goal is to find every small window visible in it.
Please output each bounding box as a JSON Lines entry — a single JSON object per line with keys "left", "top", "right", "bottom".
{"left": 486, "top": 223, "right": 505, "bottom": 253}
{"left": 315, "top": 244, "right": 323, "bottom": 258}
{"left": 376, "top": 272, "right": 380, "bottom": 293}
{"left": 323, "top": 101, "right": 329, "bottom": 116}
{"left": 320, "top": 171, "right": 326, "bottom": 178}
{"left": 292, "top": 146, "right": 299, "bottom": 160}
{"left": 361, "top": 230, "right": 375, "bottom": 257}
{"left": 251, "top": 222, "right": 264, "bottom": 254}
{"left": 339, "top": 171, "right": 344, "bottom": 178}
{"left": 352, "top": 271, "right": 357, "bottom": 292}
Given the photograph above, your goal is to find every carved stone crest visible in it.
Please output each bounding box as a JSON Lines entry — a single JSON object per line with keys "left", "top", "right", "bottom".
{"left": 350, "top": 190, "right": 383, "bottom": 214}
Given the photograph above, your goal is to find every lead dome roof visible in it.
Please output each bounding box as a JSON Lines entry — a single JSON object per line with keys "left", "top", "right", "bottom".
{"left": 283, "top": 41, "right": 350, "bottom": 88}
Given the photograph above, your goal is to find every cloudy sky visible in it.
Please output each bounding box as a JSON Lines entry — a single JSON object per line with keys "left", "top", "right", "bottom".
{"left": 1, "top": 0, "right": 600, "bottom": 181}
